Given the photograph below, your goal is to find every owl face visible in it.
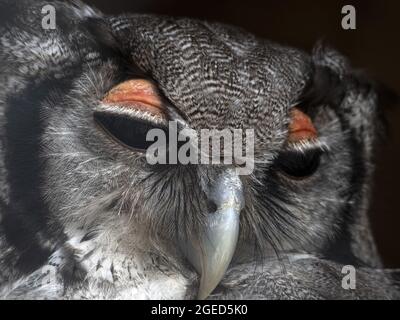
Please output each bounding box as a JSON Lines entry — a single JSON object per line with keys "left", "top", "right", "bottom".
{"left": 0, "top": 0, "right": 385, "bottom": 299}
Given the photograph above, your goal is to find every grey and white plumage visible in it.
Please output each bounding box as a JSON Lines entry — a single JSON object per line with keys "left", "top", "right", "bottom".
{"left": 0, "top": 0, "right": 398, "bottom": 299}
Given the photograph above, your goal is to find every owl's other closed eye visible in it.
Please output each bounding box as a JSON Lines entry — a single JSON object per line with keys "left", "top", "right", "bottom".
{"left": 0, "top": 0, "right": 398, "bottom": 300}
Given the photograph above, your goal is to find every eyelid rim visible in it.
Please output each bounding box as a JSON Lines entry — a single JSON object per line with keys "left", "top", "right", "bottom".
{"left": 288, "top": 107, "right": 318, "bottom": 143}
{"left": 102, "top": 79, "right": 167, "bottom": 119}
{"left": 285, "top": 138, "right": 330, "bottom": 155}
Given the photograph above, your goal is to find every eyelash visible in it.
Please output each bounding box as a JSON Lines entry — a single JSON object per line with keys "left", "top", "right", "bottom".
{"left": 286, "top": 139, "right": 329, "bottom": 154}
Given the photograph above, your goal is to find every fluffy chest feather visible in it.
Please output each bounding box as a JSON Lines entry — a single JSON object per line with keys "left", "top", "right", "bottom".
{"left": 1, "top": 234, "right": 190, "bottom": 300}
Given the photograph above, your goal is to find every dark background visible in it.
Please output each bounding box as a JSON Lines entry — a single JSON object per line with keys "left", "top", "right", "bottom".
{"left": 83, "top": 0, "right": 400, "bottom": 267}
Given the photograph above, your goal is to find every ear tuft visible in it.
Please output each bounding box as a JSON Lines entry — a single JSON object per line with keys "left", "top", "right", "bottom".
{"left": 312, "top": 40, "right": 351, "bottom": 79}
{"left": 300, "top": 65, "right": 346, "bottom": 109}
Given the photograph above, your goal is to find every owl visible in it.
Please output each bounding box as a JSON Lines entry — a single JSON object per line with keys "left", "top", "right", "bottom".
{"left": 0, "top": 0, "right": 398, "bottom": 300}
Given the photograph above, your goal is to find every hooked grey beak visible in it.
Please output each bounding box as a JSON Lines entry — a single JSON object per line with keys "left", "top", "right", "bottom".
{"left": 181, "top": 169, "right": 244, "bottom": 299}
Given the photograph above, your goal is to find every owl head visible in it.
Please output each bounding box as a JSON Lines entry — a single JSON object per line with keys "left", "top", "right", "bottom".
{"left": 0, "top": 0, "right": 397, "bottom": 299}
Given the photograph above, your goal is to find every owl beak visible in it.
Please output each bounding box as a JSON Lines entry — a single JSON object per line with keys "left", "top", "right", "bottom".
{"left": 181, "top": 169, "right": 244, "bottom": 299}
